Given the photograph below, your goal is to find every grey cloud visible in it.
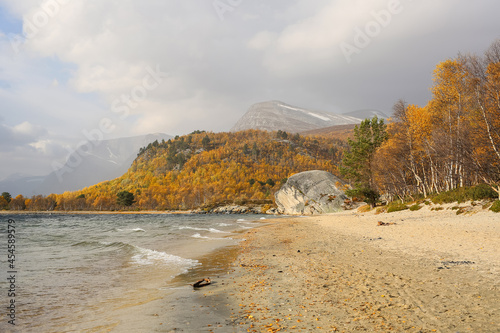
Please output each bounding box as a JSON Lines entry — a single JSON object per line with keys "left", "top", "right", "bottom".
{"left": 1, "top": 0, "right": 500, "bottom": 177}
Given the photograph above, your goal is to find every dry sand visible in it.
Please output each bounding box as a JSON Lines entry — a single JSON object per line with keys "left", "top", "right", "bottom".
{"left": 194, "top": 206, "right": 499, "bottom": 332}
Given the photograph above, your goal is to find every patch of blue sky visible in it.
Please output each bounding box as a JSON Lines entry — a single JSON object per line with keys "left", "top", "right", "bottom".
{"left": 39, "top": 56, "right": 78, "bottom": 87}
{"left": 0, "top": 5, "right": 22, "bottom": 35}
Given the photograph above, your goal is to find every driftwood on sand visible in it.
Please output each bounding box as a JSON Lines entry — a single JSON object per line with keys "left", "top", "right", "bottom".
{"left": 377, "top": 221, "right": 396, "bottom": 226}
{"left": 191, "top": 278, "right": 211, "bottom": 288}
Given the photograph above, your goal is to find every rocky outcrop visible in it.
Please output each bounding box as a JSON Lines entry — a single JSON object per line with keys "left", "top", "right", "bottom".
{"left": 190, "top": 205, "right": 263, "bottom": 214}
{"left": 275, "top": 170, "right": 348, "bottom": 215}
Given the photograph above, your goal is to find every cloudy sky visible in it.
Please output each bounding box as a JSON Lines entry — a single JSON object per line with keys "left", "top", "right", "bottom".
{"left": 0, "top": 0, "right": 499, "bottom": 178}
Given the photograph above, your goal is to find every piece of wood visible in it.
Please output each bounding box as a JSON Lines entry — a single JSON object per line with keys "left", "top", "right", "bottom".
{"left": 192, "top": 277, "right": 211, "bottom": 288}
{"left": 377, "top": 221, "right": 396, "bottom": 226}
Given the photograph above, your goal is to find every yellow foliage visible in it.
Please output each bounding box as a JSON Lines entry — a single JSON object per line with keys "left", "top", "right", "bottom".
{"left": 49, "top": 130, "right": 347, "bottom": 211}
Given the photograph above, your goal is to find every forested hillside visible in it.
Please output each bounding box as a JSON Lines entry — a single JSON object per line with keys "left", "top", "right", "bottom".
{"left": 32, "top": 130, "right": 347, "bottom": 211}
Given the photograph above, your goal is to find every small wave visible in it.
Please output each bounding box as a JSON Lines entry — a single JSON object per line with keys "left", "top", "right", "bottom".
{"left": 178, "top": 226, "right": 229, "bottom": 233}
{"left": 73, "top": 240, "right": 198, "bottom": 269}
{"left": 116, "top": 228, "right": 146, "bottom": 232}
{"left": 131, "top": 246, "right": 199, "bottom": 268}
{"left": 71, "top": 240, "right": 137, "bottom": 254}
{"left": 260, "top": 217, "right": 266, "bottom": 220}
{"left": 218, "top": 223, "right": 232, "bottom": 227}
{"left": 71, "top": 240, "right": 102, "bottom": 248}
{"left": 237, "top": 219, "right": 246, "bottom": 222}
{"left": 191, "top": 233, "right": 232, "bottom": 240}
{"left": 209, "top": 228, "right": 228, "bottom": 233}
{"left": 102, "top": 241, "right": 137, "bottom": 253}
{"left": 191, "top": 233, "right": 210, "bottom": 239}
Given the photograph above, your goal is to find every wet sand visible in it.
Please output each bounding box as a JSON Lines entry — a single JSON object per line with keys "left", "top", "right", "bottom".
{"left": 189, "top": 207, "right": 499, "bottom": 332}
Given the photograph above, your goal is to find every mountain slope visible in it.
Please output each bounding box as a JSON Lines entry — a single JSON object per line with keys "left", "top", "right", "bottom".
{"left": 231, "top": 100, "right": 362, "bottom": 133}
{"left": 1, "top": 133, "right": 172, "bottom": 196}
{"left": 35, "top": 133, "right": 172, "bottom": 195}
{"left": 49, "top": 130, "right": 348, "bottom": 211}
{"left": 0, "top": 174, "right": 45, "bottom": 197}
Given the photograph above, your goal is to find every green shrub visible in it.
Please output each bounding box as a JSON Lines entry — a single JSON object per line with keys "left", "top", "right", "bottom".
{"left": 468, "top": 184, "right": 497, "bottom": 200}
{"left": 490, "top": 200, "right": 500, "bottom": 213}
{"left": 409, "top": 204, "right": 422, "bottom": 211}
{"left": 387, "top": 202, "right": 408, "bottom": 213}
{"left": 431, "top": 187, "right": 468, "bottom": 204}
{"left": 431, "top": 184, "right": 497, "bottom": 204}
{"left": 346, "top": 187, "right": 379, "bottom": 207}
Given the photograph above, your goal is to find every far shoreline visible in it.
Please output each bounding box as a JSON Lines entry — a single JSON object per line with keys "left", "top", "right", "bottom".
{"left": 0, "top": 209, "right": 192, "bottom": 215}
{"left": 0, "top": 209, "right": 271, "bottom": 215}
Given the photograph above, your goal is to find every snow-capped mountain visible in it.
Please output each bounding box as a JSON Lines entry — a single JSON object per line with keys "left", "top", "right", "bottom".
{"left": 342, "top": 109, "right": 389, "bottom": 120}
{"left": 231, "top": 100, "right": 363, "bottom": 133}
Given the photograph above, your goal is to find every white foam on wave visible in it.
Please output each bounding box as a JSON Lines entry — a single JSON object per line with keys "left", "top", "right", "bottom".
{"left": 178, "top": 226, "right": 229, "bottom": 233}
{"left": 260, "top": 217, "right": 266, "bottom": 220}
{"left": 117, "top": 227, "right": 146, "bottom": 232}
{"left": 191, "top": 233, "right": 232, "bottom": 240}
{"left": 237, "top": 219, "right": 254, "bottom": 224}
{"left": 218, "top": 223, "right": 232, "bottom": 227}
{"left": 191, "top": 233, "right": 210, "bottom": 239}
{"left": 131, "top": 246, "right": 199, "bottom": 269}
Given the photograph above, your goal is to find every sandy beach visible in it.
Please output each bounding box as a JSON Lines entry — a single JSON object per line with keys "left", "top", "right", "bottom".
{"left": 190, "top": 206, "right": 499, "bottom": 332}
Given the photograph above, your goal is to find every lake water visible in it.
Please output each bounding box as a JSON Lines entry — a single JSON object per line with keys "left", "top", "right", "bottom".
{"left": 0, "top": 213, "right": 268, "bottom": 332}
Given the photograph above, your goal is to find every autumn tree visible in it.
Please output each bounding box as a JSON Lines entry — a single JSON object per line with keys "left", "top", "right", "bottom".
{"left": 373, "top": 39, "right": 500, "bottom": 200}
{"left": 463, "top": 39, "right": 500, "bottom": 197}
{"left": 9, "top": 195, "right": 26, "bottom": 210}
{"left": 0, "top": 196, "right": 8, "bottom": 210}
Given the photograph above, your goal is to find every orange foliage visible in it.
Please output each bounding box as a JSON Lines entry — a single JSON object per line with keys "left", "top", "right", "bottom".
{"left": 47, "top": 130, "right": 347, "bottom": 211}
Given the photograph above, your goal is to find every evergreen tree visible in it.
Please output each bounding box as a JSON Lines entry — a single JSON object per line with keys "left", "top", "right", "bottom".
{"left": 2, "top": 192, "right": 12, "bottom": 203}
{"left": 117, "top": 191, "right": 135, "bottom": 206}
{"left": 202, "top": 135, "right": 211, "bottom": 149}
{"left": 340, "top": 116, "right": 387, "bottom": 206}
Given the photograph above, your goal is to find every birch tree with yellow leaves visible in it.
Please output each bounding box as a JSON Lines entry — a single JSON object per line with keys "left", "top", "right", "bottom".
{"left": 375, "top": 39, "right": 500, "bottom": 199}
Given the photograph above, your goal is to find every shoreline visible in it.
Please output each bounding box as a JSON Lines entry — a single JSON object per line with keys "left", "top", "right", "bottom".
{"left": 189, "top": 208, "right": 499, "bottom": 332}
{"left": 0, "top": 209, "right": 271, "bottom": 215}
{"left": 0, "top": 209, "right": 194, "bottom": 215}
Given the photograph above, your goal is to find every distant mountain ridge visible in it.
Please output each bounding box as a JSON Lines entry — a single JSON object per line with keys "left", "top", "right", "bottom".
{"left": 0, "top": 133, "right": 171, "bottom": 196}
{"left": 342, "top": 109, "right": 389, "bottom": 120}
{"left": 231, "top": 101, "right": 388, "bottom": 133}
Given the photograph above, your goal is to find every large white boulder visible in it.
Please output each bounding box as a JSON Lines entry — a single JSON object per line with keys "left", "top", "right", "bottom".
{"left": 275, "top": 170, "right": 348, "bottom": 215}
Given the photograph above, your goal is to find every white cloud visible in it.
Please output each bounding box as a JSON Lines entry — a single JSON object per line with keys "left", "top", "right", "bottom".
{"left": 247, "top": 0, "right": 454, "bottom": 76}
{"left": 13, "top": 121, "right": 47, "bottom": 138}
{"left": 1, "top": 0, "right": 500, "bottom": 179}
{"left": 248, "top": 31, "right": 277, "bottom": 50}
